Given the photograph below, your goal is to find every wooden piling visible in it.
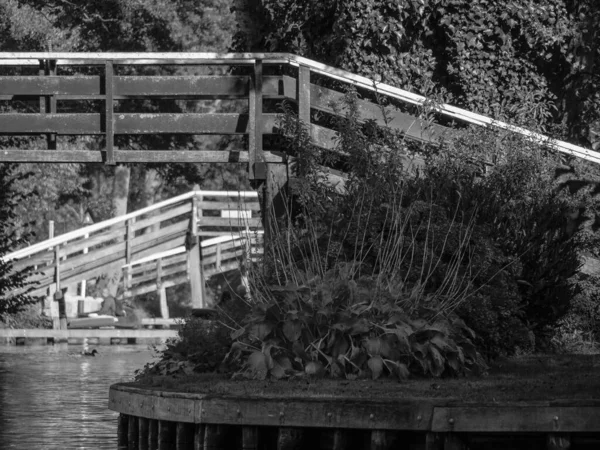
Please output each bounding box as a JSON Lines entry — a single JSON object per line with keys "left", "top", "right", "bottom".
{"left": 425, "top": 432, "right": 443, "bottom": 450}
{"left": 193, "top": 424, "right": 204, "bottom": 450}
{"left": 321, "top": 429, "right": 347, "bottom": 450}
{"left": 128, "top": 415, "right": 139, "bottom": 450}
{"left": 242, "top": 426, "right": 259, "bottom": 450}
{"left": 443, "top": 434, "right": 466, "bottom": 450}
{"left": 203, "top": 424, "right": 227, "bottom": 450}
{"left": 176, "top": 422, "right": 194, "bottom": 450}
{"left": 277, "top": 428, "right": 304, "bottom": 450}
{"left": 138, "top": 417, "right": 149, "bottom": 450}
{"left": 158, "top": 420, "right": 176, "bottom": 450}
{"left": 149, "top": 419, "right": 158, "bottom": 450}
{"left": 117, "top": 414, "right": 129, "bottom": 448}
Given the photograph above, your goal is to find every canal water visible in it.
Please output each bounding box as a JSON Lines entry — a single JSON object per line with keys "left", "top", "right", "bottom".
{"left": 0, "top": 344, "right": 156, "bottom": 449}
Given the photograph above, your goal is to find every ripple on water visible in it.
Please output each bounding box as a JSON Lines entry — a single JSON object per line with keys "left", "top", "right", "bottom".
{"left": 0, "top": 344, "right": 156, "bottom": 449}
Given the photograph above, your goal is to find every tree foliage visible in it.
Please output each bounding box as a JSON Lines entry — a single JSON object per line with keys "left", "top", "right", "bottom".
{"left": 0, "top": 164, "right": 36, "bottom": 318}
{"left": 233, "top": 0, "right": 600, "bottom": 142}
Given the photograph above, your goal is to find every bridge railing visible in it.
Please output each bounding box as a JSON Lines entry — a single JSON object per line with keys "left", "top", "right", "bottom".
{"left": 0, "top": 52, "right": 597, "bottom": 170}
{"left": 4, "top": 189, "right": 262, "bottom": 301}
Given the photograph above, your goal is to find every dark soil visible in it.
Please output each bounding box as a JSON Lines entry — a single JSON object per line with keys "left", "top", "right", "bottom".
{"left": 130, "top": 353, "right": 600, "bottom": 404}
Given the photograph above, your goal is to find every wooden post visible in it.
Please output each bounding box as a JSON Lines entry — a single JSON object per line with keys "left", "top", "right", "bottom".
{"left": 128, "top": 415, "right": 139, "bottom": 450}
{"left": 159, "top": 285, "right": 169, "bottom": 321}
{"left": 321, "top": 430, "right": 347, "bottom": 450}
{"left": 242, "top": 426, "right": 258, "bottom": 450}
{"left": 105, "top": 60, "right": 115, "bottom": 165}
{"left": 547, "top": 434, "right": 571, "bottom": 449}
{"left": 188, "top": 194, "right": 205, "bottom": 309}
{"left": 158, "top": 420, "right": 175, "bottom": 450}
{"left": 54, "top": 243, "right": 67, "bottom": 330}
{"left": 138, "top": 417, "right": 149, "bottom": 450}
{"left": 370, "top": 430, "right": 390, "bottom": 450}
{"left": 203, "top": 424, "right": 226, "bottom": 450}
{"left": 443, "top": 434, "right": 466, "bottom": 450}
{"left": 277, "top": 428, "right": 304, "bottom": 450}
{"left": 149, "top": 419, "right": 159, "bottom": 450}
{"left": 176, "top": 423, "right": 194, "bottom": 450}
{"left": 298, "top": 65, "right": 311, "bottom": 130}
{"left": 118, "top": 414, "right": 129, "bottom": 448}
{"left": 248, "top": 59, "right": 266, "bottom": 180}
{"left": 126, "top": 218, "right": 134, "bottom": 265}
{"left": 80, "top": 232, "right": 89, "bottom": 297}
{"left": 193, "top": 424, "right": 204, "bottom": 450}
{"left": 39, "top": 59, "right": 57, "bottom": 150}
{"left": 425, "top": 432, "right": 443, "bottom": 450}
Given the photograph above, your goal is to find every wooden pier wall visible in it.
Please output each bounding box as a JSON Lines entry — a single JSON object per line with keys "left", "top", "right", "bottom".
{"left": 0, "top": 328, "right": 177, "bottom": 345}
{"left": 109, "top": 383, "right": 600, "bottom": 450}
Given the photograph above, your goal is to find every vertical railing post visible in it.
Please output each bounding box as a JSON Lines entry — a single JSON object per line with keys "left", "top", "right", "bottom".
{"left": 187, "top": 193, "right": 206, "bottom": 309}
{"left": 54, "top": 243, "right": 67, "bottom": 330}
{"left": 39, "top": 59, "right": 57, "bottom": 150}
{"left": 105, "top": 60, "right": 115, "bottom": 165}
{"left": 298, "top": 65, "right": 311, "bottom": 131}
{"left": 248, "top": 59, "right": 266, "bottom": 180}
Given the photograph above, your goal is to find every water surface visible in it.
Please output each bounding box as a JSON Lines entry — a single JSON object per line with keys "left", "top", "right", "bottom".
{"left": 0, "top": 344, "right": 156, "bottom": 449}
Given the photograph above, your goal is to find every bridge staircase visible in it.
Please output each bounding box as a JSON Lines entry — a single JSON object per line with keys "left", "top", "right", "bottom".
{"left": 4, "top": 189, "right": 263, "bottom": 323}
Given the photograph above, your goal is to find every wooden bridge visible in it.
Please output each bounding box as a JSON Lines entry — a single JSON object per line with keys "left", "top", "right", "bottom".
{"left": 1, "top": 52, "right": 599, "bottom": 330}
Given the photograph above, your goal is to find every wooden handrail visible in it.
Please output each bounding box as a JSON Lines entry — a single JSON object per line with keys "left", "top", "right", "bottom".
{"left": 4, "top": 189, "right": 258, "bottom": 261}
{"left": 1, "top": 52, "right": 598, "bottom": 164}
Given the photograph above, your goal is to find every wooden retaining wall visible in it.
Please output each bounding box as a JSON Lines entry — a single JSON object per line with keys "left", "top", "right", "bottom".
{"left": 109, "top": 384, "right": 600, "bottom": 450}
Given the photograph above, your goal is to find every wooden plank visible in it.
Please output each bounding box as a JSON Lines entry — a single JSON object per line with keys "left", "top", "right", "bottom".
{"left": 1, "top": 329, "right": 177, "bottom": 339}
{"left": 431, "top": 406, "right": 600, "bottom": 432}
{"left": 128, "top": 274, "right": 189, "bottom": 298}
{"left": 443, "top": 434, "right": 465, "bottom": 450}
{"left": 0, "top": 75, "right": 99, "bottom": 95}
{"left": 149, "top": 419, "right": 159, "bottom": 450}
{"left": 197, "top": 397, "right": 432, "bottom": 430}
{"left": 132, "top": 203, "right": 192, "bottom": 232}
{"left": 0, "top": 150, "right": 285, "bottom": 164}
{"left": 321, "top": 430, "right": 347, "bottom": 450}
{"left": 118, "top": 414, "right": 129, "bottom": 448}
{"left": 425, "top": 432, "right": 443, "bottom": 450}
{"left": 176, "top": 422, "right": 194, "bottom": 450}
{"left": 194, "top": 424, "right": 204, "bottom": 450}
{"left": 277, "top": 428, "right": 304, "bottom": 450}
{"left": 370, "top": 430, "right": 389, "bottom": 450}
{"left": 128, "top": 415, "right": 139, "bottom": 449}
{"left": 298, "top": 66, "right": 311, "bottom": 127}
{"left": 109, "top": 390, "right": 197, "bottom": 423}
{"left": 0, "top": 75, "right": 251, "bottom": 97}
{"left": 248, "top": 59, "right": 264, "bottom": 180}
{"left": 310, "top": 83, "right": 448, "bottom": 144}
{"left": 198, "top": 217, "right": 261, "bottom": 228}
{"left": 0, "top": 113, "right": 278, "bottom": 135}
{"left": 204, "top": 424, "right": 227, "bottom": 450}
{"left": 131, "top": 254, "right": 187, "bottom": 276}
{"left": 115, "top": 76, "right": 249, "bottom": 97}
{"left": 159, "top": 421, "right": 176, "bottom": 450}
{"left": 131, "top": 262, "right": 187, "bottom": 285}
{"left": 197, "top": 201, "right": 260, "bottom": 211}
{"left": 105, "top": 60, "right": 115, "bottom": 164}
{"left": 139, "top": 417, "right": 149, "bottom": 450}
{"left": 242, "top": 426, "right": 258, "bottom": 450}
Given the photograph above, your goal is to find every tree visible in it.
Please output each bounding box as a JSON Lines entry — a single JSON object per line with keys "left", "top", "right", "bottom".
{"left": 232, "top": 0, "right": 600, "bottom": 143}
{"left": 0, "top": 164, "right": 36, "bottom": 319}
